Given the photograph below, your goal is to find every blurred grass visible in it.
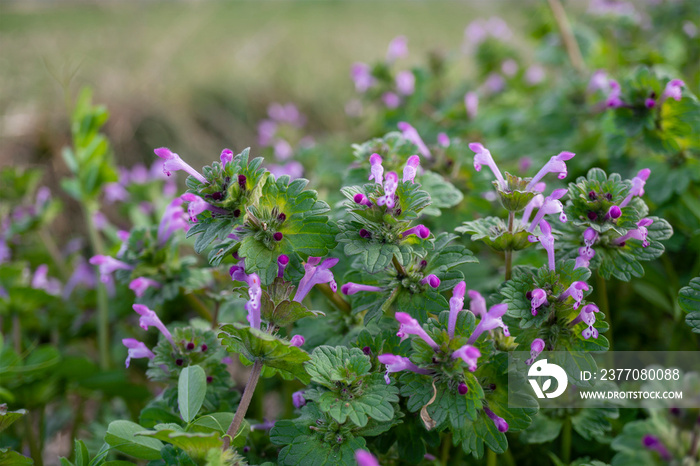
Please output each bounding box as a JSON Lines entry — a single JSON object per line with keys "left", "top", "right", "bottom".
{"left": 0, "top": 0, "right": 529, "bottom": 167}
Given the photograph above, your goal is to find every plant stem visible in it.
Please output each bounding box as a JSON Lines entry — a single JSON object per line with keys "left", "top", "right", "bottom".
{"left": 25, "top": 413, "right": 43, "bottom": 466}
{"left": 440, "top": 432, "right": 452, "bottom": 464}
{"left": 596, "top": 272, "right": 612, "bottom": 350}
{"left": 486, "top": 449, "right": 497, "bottom": 466}
{"left": 392, "top": 255, "right": 407, "bottom": 278}
{"left": 561, "top": 417, "right": 572, "bottom": 464}
{"left": 39, "top": 229, "right": 69, "bottom": 279}
{"left": 186, "top": 294, "right": 213, "bottom": 322}
{"left": 546, "top": 0, "right": 586, "bottom": 74}
{"left": 12, "top": 313, "right": 21, "bottom": 354}
{"left": 223, "top": 358, "right": 263, "bottom": 450}
{"left": 505, "top": 211, "right": 515, "bottom": 281}
{"left": 317, "top": 282, "right": 351, "bottom": 314}
{"left": 83, "top": 203, "right": 110, "bottom": 370}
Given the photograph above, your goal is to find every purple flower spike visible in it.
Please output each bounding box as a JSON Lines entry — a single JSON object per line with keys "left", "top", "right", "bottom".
{"left": 402, "top": 224, "right": 430, "bottom": 239}
{"left": 395, "top": 312, "right": 439, "bottom": 350}
{"left": 402, "top": 155, "right": 421, "bottom": 183}
{"left": 613, "top": 218, "right": 654, "bottom": 247}
{"left": 154, "top": 147, "right": 207, "bottom": 184}
{"left": 465, "top": 92, "right": 479, "bottom": 120}
{"left": 378, "top": 353, "right": 432, "bottom": 384}
{"left": 452, "top": 344, "right": 481, "bottom": 372}
{"left": 31, "top": 265, "right": 61, "bottom": 296}
{"left": 245, "top": 274, "right": 262, "bottom": 330}
{"left": 398, "top": 122, "right": 431, "bottom": 159}
{"left": 437, "top": 133, "right": 450, "bottom": 148}
{"left": 421, "top": 274, "right": 440, "bottom": 289}
{"left": 355, "top": 450, "right": 380, "bottom": 466}
{"left": 89, "top": 255, "right": 133, "bottom": 283}
{"left": 448, "top": 281, "right": 467, "bottom": 338}
{"left": 122, "top": 338, "right": 155, "bottom": 368}
{"left": 396, "top": 70, "right": 415, "bottom": 95}
{"left": 289, "top": 335, "right": 305, "bottom": 347}
{"left": 292, "top": 391, "right": 306, "bottom": 409}
{"left": 293, "top": 257, "right": 339, "bottom": 302}
{"left": 528, "top": 220, "right": 556, "bottom": 271}
{"left": 642, "top": 435, "right": 672, "bottom": 462}
{"left": 570, "top": 303, "right": 600, "bottom": 339}
{"left": 157, "top": 198, "right": 190, "bottom": 245}
{"left": 133, "top": 304, "right": 173, "bottom": 344}
{"left": 277, "top": 254, "right": 289, "bottom": 278}
{"left": 574, "top": 246, "right": 596, "bottom": 269}
{"left": 467, "top": 303, "right": 510, "bottom": 344}
{"left": 129, "top": 277, "right": 161, "bottom": 298}
{"left": 386, "top": 35, "right": 408, "bottom": 62}
{"left": 377, "top": 172, "right": 399, "bottom": 209}
{"left": 530, "top": 288, "right": 547, "bottom": 316}
{"left": 560, "top": 281, "right": 589, "bottom": 309}
{"left": 527, "top": 152, "right": 576, "bottom": 189}
{"left": 606, "top": 205, "right": 622, "bottom": 220}
{"left": 469, "top": 143, "right": 506, "bottom": 189}
{"left": 353, "top": 193, "right": 373, "bottom": 207}
{"left": 484, "top": 407, "right": 509, "bottom": 432}
{"left": 351, "top": 63, "right": 376, "bottom": 93}
{"left": 526, "top": 338, "right": 546, "bottom": 365}
{"left": 220, "top": 148, "right": 234, "bottom": 165}
{"left": 368, "top": 153, "right": 384, "bottom": 185}
{"left": 661, "top": 79, "right": 684, "bottom": 104}
{"left": 528, "top": 189, "right": 567, "bottom": 232}
{"left": 468, "top": 290, "right": 486, "bottom": 317}
{"left": 341, "top": 282, "right": 383, "bottom": 295}
{"left": 620, "top": 168, "right": 651, "bottom": 208}
{"left": 521, "top": 194, "right": 544, "bottom": 226}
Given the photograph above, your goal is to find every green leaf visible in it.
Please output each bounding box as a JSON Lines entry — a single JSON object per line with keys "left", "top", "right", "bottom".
{"left": 104, "top": 420, "right": 164, "bottom": 460}
{"left": 679, "top": 277, "right": 700, "bottom": 334}
{"left": 337, "top": 228, "right": 412, "bottom": 274}
{"left": 419, "top": 171, "right": 463, "bottom": 215}
{"left": 305, "top": 346, "right": 371, "bottom": 388}
{"left": 0, "top": 407, "right": 25, "bottom": 433}
{"left": 178, "top": 365, "right": 207, "bottom": 423}
{"left": 519, "top": 413, "right": 562, "bottom": 444}
{"left": 0, "top": 448, "right": 33, "bottom": 465}
{"left": 277, "top": 434, "right": 366, "bottom": 466}
{"left": 187, "top": 412, "right": 234, "bottom": 435}
{"left": 137, "top": 429, "right": 222, "bottom": 460}
{"left": 317, "top": 375, "right": 399, "bottom": 427}
{"left": 456, "top": 217, "right": 533, "bottom": 252}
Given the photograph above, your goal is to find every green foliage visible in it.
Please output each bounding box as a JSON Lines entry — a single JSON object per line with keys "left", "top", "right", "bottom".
{"left": 679, "top": 277, "right": 700, "bottom": 333}
{"left": 178, "top": 365, "right": 207, "bottom": 423}
{"left": 457, "top": 216, "right": 534, "bottom": 252}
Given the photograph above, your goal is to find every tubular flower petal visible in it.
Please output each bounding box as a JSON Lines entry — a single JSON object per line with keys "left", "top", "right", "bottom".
{"left": 583, "top": 228, "right": 598, "bottom": 254}
{"left": 661, "top": 79, "right": 684, "bottom": 104}
{"left": 530, "top": 288, "right": 547, "bottom": 316}
{"left": 353, "top": 193, "right": 373, "bottom": 207}
{"left": 154, "top": 147, "right": 207, "bottom": 184}
{"left": 293, "top": 257, "right": 339, "bottom": 302}
{"left": 402, "top": 224, "right": 430, "bottom": 239}
{"left": 355, "top": 450, "right": 380, "bottom": 466}
{"left": 484, "top": 407, "right": 509, "bottom": 432}
{"left": 574, "top": 246, "right": 596, "bottom": 270}
{"left": 468, "top": 290, "right": 487, "bottom": 317}
{"left": 245, "top": 274, "right": 262, "bottom": 330}
{"left": 122, "top": 338, "right": 155, "bottom": 368}
{"left": 31, "top": 264, "right": 61, "bottom": 296}
{"left": 642, "top": 435, "right": 672, "bottom": 462}
{"left": 402, "top": 155, "right": 421, "bottom": 183}
{"left": 378, "top": 353, "right": 432, "bottom": 384}
{"left": 398, "top": 122, "right": 431, "bottom": 159}
{"left": 468, "top": 303, "right": 510, "bottom": 344}
{"left": 448, "top": 281, "right": 467, "bottom": 339}
{"left": 560, "top": 281, "right": 589, "bottom": 310}
{"left": 220, "top": 148, "right": 234, "bottom": 165}
{"left": 289, "top": 335, "right": 305, "bottom": 347}
{"left": 157, "top": 197, "right": 190, "bottom": 245}
{"left": 395, "top": 312, "right": 439, "bottom": 350}
{"left": 528, "top": 189, "right": 568, "bottom": 231}
{"left": 377, "top": 172, "right": 399, "bottom": 209}
{"left": 528, "top": 220, "right": 556, "bottom": 272}
{"left": 341, "top": 282, "right": 383, "bottom": 295}
{"left": 613, "top": 218, "right": 653, "bottom": 247}
{"left": 368, "top": 153, "right": 384, "bottom": 185}
{"left": 526, "top": 338, "right": 546, "bottom": 365}
{"left": 133, "top": 304, "right": 173, "bottom": 344}
{"left": 180, "top": 193, "right": 227, "bottom": 222}
{"left": 468, "top": 143, "right": 506, "bottom": 189}
{"left": 570, "top": 303, "right": 600, "bottom": 339}
{"left": 527, "top": 152, "right": 575, "bottom": 189}
{"left": 452, "top": 344, "right": 481, "bottom": 371}
{"left": 421, "top": 274, "right": 440, "bottom": 289}
{"left": 129, "top": 277, "right": 161, "bottom": 298}
{"left": 521, "top": 193, "right": 544, "bottom": 226}
{"left": 277, "top": 255, "right": 289, "bottom": 278}
{"left": 89, "top": 255, "right": 133, "bottom": 283}
{"left": 620, "top": 168, "right": 651, "bottom": 208}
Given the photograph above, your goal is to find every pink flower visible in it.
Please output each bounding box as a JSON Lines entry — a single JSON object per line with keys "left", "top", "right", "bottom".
{"left": 153, "top": 147, "right": 206, "bottom": 184}
{"left": 341, "top": 282, "right": 383, "bottom": 295}
{"left": 448, "top": 281, "right": 467, "bottom": 339}
{"left": 382, "top": 92, "right": 401, "bottom": 109}
{"left": 484, "top": 407, "right": 509, "bottom": 432}
{"left": 401, "top": 224, "right": 430, "bottom": 239}
{"left": 526, "top": 152, "right": 576, "bottom": 190}
{"left": 469, "top": 142, "right": 506, "bottom": 189}
{"left": 377, "top": 353, "right": 432, "bottom": 384}
{"left": 122, "top": 338, "right": 154, "bottom": 368}
{"left": 402, "top": 155, "right": 420, "bottom": 183}
{"left": 369, "top": 153, "right": 384, "bottom": 185}
{"left": 396, "top": 70, "right": 415, "bottom": 95}
{"left": 526, "top": 338, "right": 545, "bottom": 365}
{"left": 31, "top": 264, "right": 61, "bottom": 296}
{"left": 528, "top": 220, "right": 557, "bottom": 271}
{"left": 570, "top": 303, "right": 600, "bottom": 339}
{"left": 559, "top": 281, "right": 589, "bottom": 310}
{"left": 157, "top": 197, "right": 190, "bottom": 245}
{"left": 133, "top": 304, "right": 173, "bottom": 344}
{"left": 293, "top": 257, "right": 339, "bottom": 303}
{"left": 467, "top": 303, "right": 510, "bottom": 344}
{"left": 277, "top": 255, "right": 289, "bottom": 278}
{"left": 220, "top": 148, "right": 234, "bottom": 165}
{"left": 89, "top": 255, "right": 132, "bottom": 283}
{"left": 351, "top": 63, "right": 376, "bottom": 93}
{"left": 530, "top": 288, "right": 547, "bottom": 316}
{"left": 468, "top": 290, "right": 487, "bottom": 317}
{"left": 129, "top": 277, "right": 161, "bottom": 298}
{"left": 180, "top": 193, "right": 227, "bottom": 223}
{"left": 289, "top": 335, "right": 305, "bottom": 347}
{"left": 661, "top": 79, "right": 684, "bottom": 104}
{"left": 620, "top": 168, "right": 651, "bottom": 208}
{"left": 395, "top": 312, "right": 439, "bottom": 350}
{"left": 376, "top": 172, "right": 399, "bottom": 209}
{"left": 397, "top": 122, "right": 431, "bottom": 159}
{"left": 386, "top": 35, "right": 408, "bottom": 62}
{"left": 420, "top": 274, "right": 440, "bottom": 289}
{"left": 452, "top": 344, "right": 481, "bottom": 371}
{"left": 613, "top": 218, "right": 654, "bottom": 247}
{"left": 527, "top": 189, "right": 568, "bottom": 232}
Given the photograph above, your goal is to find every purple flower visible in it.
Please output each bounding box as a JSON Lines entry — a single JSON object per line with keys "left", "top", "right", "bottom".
{"left": 89, "top": 255, "right": 133, "bottom": 283}
{"left": 526, "top": 338, "right": 545, "bottom": 365}
{"left": 154, "top": 147, "right": 207, "bottom": 184}
{"left": 574, "top": 246, "right": 596, "bottom": 270}
{"left": 620, "top": 168, "right": 651, "bottom": 208}
{"left": 293, "top": 257, "right": 338, "bottom": 303}
{"left": 469, "top": 142, "right": 506, "bottom": 189}
{"left": 129, "top": 277, "right": 161, "bottom": 298}
{"left": 386, "top": 35, "right": 408, "bottom": 62}
{"left": 268, "top": 103, "right": 304, "bottom": 126}
{"left": 268, "top": 161, "right": 304, "bottom": 179}
{"left": 448, "top": 281, "right": 467, "bottom": 338}
{"left": 397, "top": 122, "right": 431, "bottom": 159}
{"left": 258, "top": 120, "right": 278, "bottom": 146}
{"left": 62, "top": 257, "right": 97, "bottom": 299}
{"left": 525, "top": 65, "right": 545, "bottom": 85}
{"left": 645, "top": 98, "right": 656, "bottom": 108}
{"left": 395, "top": 312, "right": 439, "bottom": 350}
{"left": 341, "top": 282, "right": 383, "bottom": 295}
{"left": 521, "top": 192, "right": 545, "bottom": 227}
{"left": 465, "top": 92, "right": 479, "bottom": 120}
{"left": 377, "top": 353, "right": 432, "bottom": 384}
{"left": 351, "top": 63, "right": 376, "bottom": 93}
{"left": 468, "top": 290, "right": 487, "bottom": 317}
{"left": 382, "top": 92, "right": 401, "bottom": 109}
{"left": 274, "top": 139, "right": 294, "bottom": 161}
{"left": 376, "top": 172, "right": 399, "bottom": 209}
{"left": 642, "top": 435, "right": 672, "bottom": 462}
{"left": 277, "top": 254, "right": 289, "bottom": 278}
{"left": 396, "top": 70, "right": 415, "bottom": 95}
{"left": 560, "top": 281, "right": 589, "bottom": 310}
{"left": 402, "top": 155, "right": 420, "bottom": 183}
{"left": 661, "top": 79, "right": 684, "bottom": 104}
{"left": 501, "top": 59, "right": 518, "bottom": 77}
{"left": 528, "top": 220, "right": 557, "bottom": 271}
{"left": 245, "top": 273, "right": 262, "bottom": 330}
{"left": 180, "top": 193, "right": 227, "bottom": 222}
{"left": 583, "top": 228, "right": 598, "bottom": 253}
{"left": 605, "top": 80, "right": 624, "bottom": 108}
{"left": 157, "top": 198, "right": 190, "bottom": 245}
{"left": 420, "top": 274, "right": 440, "bottom": 289}
{"left": 530, "top": 288, "right": 547, "bottom": 316}
{"left": 606, "top": 205, "right": 622, "bottom": 220}
{"left": 369, "top": 153, "right": 384, "bottom": 185}
{"left": 468, "top": 303, "right": 510, "bottom": 344}
{"left": 31, "top": 264, "right": 61, "bottom": 296}
{"left": 588, "top": 70, "right": 609, "bottom": 93}
{"left": 527, "top": 189, "right": 568, "bottom": 232}
{"left": 613, "top": 218, "right": 653, "bottom": 247}
{"left": 402, "top": 224, "right": 430, "bottom": 239}
{"left": 458, "top": 383, "right": 469, "bottom": 395}
{"left": 452, "top": 344, "right": 481, "bottom": 371}
{"left": 220, "top": 148, "right": 234, "bottom": 165}
{"left": 483, "top": 73, "right": 506, "bottom": 94}
{"left": 133, "top": 304, "right": 173, "bottom": 344}
{"left": 122, "top": 338, "right": 155, "bottom": 368}
{"left": 355, "top": 449, "right": 380, "bottom": 466}
{"left": 353, "top": 193, "right": 373, "bottom": 207}
{"left": 526, "top": 152, "right": 576, "bottom": 190}
{"left": 484, "top": 407, "right": 509, "bottom": 432}
{"left": 104, "top": 182, "right": 130, "bottom": 204}
{"left": 570, "top": 303, "right": 600, "bottom": 339}
{"left": 437, "top": 133, "right": 450, "bottom": 148}
{"left": 289, "top": 335, "right": 305, "bottom": 347}
{"left": 292, "top": 391, "right": 306, "bottom": 409}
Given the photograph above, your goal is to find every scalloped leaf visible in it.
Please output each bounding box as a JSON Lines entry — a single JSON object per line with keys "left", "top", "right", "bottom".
{"left": 679, "top": 277, "right": 700, "bottom": 334}
{"left": 457, "top": 217, "right": 534, "bottom": 252}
